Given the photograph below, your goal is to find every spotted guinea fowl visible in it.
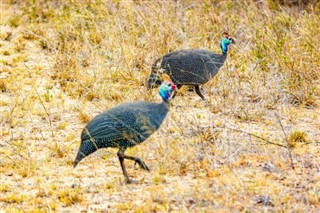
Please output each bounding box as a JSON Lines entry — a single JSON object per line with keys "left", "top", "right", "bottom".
{"left": 147, "top": 32, "right": 235, "bottom": 102}
{"left": 73, "top": 75, "right": 176, "bottom": 184}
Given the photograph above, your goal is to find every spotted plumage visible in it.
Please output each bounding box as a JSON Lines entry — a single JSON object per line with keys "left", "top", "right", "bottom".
{"left": 74, "top": 78, "right": 176, "bottom": 183}
{"left": 147, "top": 32, "right": 235, "bottom": 102}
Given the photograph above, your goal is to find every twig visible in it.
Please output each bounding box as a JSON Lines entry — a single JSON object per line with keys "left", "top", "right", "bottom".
{"left": 35, "top": 89, "right": 54, "bottom": 138}
{"left": 24, "top": 63, "right": 55, "bottom": 138}
{"left": 223, "top": 126, "right": 286, "bottom": 148}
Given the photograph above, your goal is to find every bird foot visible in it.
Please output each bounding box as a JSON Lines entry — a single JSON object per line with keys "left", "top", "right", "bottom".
{"left": 125, "top": 178, "right": 140, "bottom": 184}
{"left": 125, "top": 178, "right": 133, "bottom": 184}
{"left": 134, "top": 158, "right": 150, "bottom": 171}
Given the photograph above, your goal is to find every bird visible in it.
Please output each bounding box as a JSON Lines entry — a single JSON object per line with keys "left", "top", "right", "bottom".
{"left": 73, "top": 75, "right": 176, "bottom": 184}
{"left": 147, "top": 32, "right": 235, "bottom": 103}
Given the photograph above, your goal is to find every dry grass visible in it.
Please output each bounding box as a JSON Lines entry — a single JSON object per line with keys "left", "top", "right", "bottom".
{"left": 1, "top": 0, "right": 320, "bottom": 212}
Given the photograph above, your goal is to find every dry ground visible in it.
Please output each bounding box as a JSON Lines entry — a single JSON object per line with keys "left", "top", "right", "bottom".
{"left": 0, "top": 1, "right": 320, "bottom": 212}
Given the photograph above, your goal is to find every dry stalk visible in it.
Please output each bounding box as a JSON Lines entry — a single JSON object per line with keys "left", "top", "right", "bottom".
{"left": 274, "top": 113, "right": 295, "bottom": 170}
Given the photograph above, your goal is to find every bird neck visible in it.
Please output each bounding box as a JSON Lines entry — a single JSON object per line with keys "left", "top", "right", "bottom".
{"left": 220, "top": 44, "right": 228, "bottom": 55}
{"left": 214, "top": 53, "right": 228, "bottom": 71}
{"left": 220, "top": 52, "right": 228, "bottom": 61}
{"left": 160, "top": 90, "right": 172, "bottom": 102}
{"left": 220, "top": 37, "right": 232, "bottom": 55}
{"left": 161, "top": 100, "right": 170, "bottom": 108}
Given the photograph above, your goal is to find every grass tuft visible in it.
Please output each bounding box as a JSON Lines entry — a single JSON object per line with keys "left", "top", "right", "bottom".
{"left": 288, "top": 130, "right": 309, "bottom": 147}
{"left": 0, "top": 79, "right": 7, "bottom": 92}
{"left": 54, "top": 186, "right": 84, "bottom": 207}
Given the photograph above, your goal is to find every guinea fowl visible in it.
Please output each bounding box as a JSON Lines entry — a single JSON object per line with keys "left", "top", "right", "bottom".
{"left": 147, "top": 32, "right": 235, "bottom": 103}
{"left": 73, "top": 75, "right": 176, "bottom": 184}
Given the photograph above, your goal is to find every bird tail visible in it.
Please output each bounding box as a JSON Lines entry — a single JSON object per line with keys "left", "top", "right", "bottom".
{"left": 147, "top": 58, "right": 163, "bottom": 88}
{"left": 151, "top": 58, "right": 162, "bottom": 73}
{"left": 73, "top": 160, "right": 79, "bottom": 168}
{"left": 73, "top": 137, "right": 99, "bottom": 168}
{"left": 73, "top": 151, "right": 82, "bottom": 168}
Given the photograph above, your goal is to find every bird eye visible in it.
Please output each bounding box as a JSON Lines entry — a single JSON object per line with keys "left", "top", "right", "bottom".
{"left": 167, "top": 83, "right": 172, "bottom": 87}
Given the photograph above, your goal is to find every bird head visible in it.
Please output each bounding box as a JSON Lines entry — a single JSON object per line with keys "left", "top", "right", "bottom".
{"left": 159, "top": 74, "right": 177, "bottom": 102}
{"left": 220, "top": 32, "right": 235, "bottom": 55}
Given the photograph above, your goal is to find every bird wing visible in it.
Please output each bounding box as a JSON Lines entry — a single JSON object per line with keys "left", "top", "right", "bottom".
{"left": 81, "top": 102, "right": 163, "bottom": 148}
{"left": 161, "top": 49, "right": 217, "bottom": 84}
{"left": 81, "top": 114, "right": 129, "bottom": 146}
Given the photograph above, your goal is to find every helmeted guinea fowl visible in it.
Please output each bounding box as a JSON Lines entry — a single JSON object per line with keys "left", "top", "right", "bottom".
{"left": 147, "top": 32, "right": 235, "bottom": 102}
{"left": 73, "top": 75, "right": 176, "bottom": 184}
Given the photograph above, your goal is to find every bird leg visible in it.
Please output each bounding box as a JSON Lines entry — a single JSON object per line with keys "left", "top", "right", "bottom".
{"left": 194, "top": 85, "right": 210, "bottom": 106}
{"left": 124, "top": 155, "right": 150, "bottom": 171}
{"left": 133, "top": 158, "right": 150, "bottom": 171}
{"left": 117, "top": 148, "right": 132, "bottom": 184}
{"left": 194, "top": 85, "right": 206, "bottom": 101}
{"left": 117, "top": 147, "right": 150, "bottom": 184}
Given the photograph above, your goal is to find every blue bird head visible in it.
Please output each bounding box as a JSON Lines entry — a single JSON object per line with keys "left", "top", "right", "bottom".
{"left": 159, "top": 74, "right": 177, "bottom": 102}
{"left": 220, "top": 32, "right": 235, "bottom": 55}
